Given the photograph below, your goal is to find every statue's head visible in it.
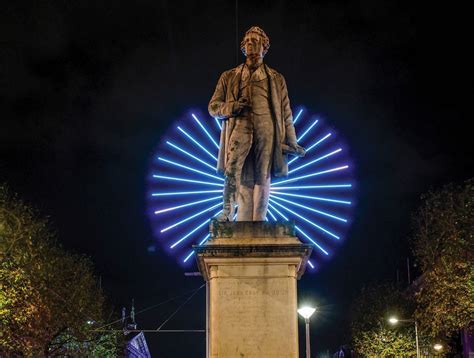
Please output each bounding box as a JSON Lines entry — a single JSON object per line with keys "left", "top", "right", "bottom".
{"left": 240, "top": 26, "right": 270, "bottom": 58}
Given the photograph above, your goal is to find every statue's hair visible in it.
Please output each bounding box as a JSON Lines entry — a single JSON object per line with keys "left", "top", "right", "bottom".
{"left": 240, "top": 26, "right": 270, "bottom": 56}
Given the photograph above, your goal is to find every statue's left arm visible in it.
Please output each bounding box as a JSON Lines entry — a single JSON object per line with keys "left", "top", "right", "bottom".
{"left": 280, "top": 75, "right": 297, "bottom": 146}
{"left": 280, "top": 75, "right": 305, "bottom": 156}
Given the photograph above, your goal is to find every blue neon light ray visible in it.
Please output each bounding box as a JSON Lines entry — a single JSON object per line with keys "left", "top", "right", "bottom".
{"left": 147, "top": 107, "right": 355, "bottom": 271}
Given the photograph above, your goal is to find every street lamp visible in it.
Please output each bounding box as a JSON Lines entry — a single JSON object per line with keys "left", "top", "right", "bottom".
{"left": 434, "top": 343, "right": 443, "bottom": 351}
{"left": 298, "top": 306, "right": 316, "bottom": 358}
{"left": 388, "top": 316, "right": 420, "bottom": 358}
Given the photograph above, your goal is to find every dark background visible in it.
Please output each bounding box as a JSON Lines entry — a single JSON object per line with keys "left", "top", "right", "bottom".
{"left": 1, "top": 1, "right": 472, "bottom": 356}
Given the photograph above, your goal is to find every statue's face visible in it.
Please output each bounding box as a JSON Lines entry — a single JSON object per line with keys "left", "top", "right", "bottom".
{"left": 243, "top": 32, "right": 264, "bottom": 58}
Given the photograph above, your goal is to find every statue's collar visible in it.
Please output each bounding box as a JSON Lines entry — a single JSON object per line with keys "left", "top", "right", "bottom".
{"left": 241, "top": 63, "right": 267, "bottom": 82}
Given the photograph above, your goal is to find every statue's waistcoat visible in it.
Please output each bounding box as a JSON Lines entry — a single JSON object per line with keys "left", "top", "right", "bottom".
{"left": 210, "top": 63, "right": 296, "bottom": 180}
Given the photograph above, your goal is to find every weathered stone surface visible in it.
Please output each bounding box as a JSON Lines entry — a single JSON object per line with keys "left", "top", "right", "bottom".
{"left": 195, "top": 221, "right": 312, "bottom": 357}
{"left": 210, "top": 219, "right": 296, "bottom": 239}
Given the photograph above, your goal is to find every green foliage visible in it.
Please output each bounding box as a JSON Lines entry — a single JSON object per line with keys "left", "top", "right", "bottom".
{"left": 48, "top": 330, "right": 122, "bottom": 357}
{"left": 350, "top": 283, "right": 420, "bottom": 357}
{"left": 0, "top": 184, "right": 122, "bottom": 356}
{"left": 412, "top": 179, "right": 474, "bottom": 337}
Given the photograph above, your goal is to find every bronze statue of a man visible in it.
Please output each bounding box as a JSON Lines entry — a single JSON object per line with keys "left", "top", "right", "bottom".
{"left": 209, "top": 26, "right": 304, "bottom": 221}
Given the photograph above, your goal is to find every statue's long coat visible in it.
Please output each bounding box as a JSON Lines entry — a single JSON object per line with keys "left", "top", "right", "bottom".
{"left": 208, "top": 63, "right": 297, "bottom": 181}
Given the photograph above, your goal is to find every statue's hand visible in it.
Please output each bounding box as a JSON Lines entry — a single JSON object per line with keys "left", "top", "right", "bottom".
{"left": 232, "top": 97, "right": 251, "bottom": 116}
{"left": 288, "top": 142, "right": 306, "bottom": 157}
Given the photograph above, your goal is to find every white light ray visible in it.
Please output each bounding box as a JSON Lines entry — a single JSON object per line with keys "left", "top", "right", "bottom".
{"left": 154, "top": 196, "right": 221, "bottom": 214}
{"left": 297, "top": 118, "right": 318, "bottom": 142}
{"left": 166, "top": 141, "right": 215, "bottom": 170}
{"left": 183, "top": 250, "right": 196, "bottom": 263}
{"left": 192, "top": 113, "right": 220, "bottom": 149}
{"left": 295, "top": 226, "right": 329, "bottom": 256}
{"left": 153, "top": 175, "right": 223, "bottom": 187}
{"left": 289, "top": 148, "right": 342, "bottom": 174}
{"left": 267, "top": 203, "right": 329, "bottom": 255}
{"left": 170, "top": 216, "right": 213, "bottom": 249}
{"left": 266, "top": 207, "right": 278, "bottom": 221}
{"left": 270, "top": 191, "right": 351, "bottom": 205}
{"left": 272, "top": 166, "right": 349, "bottom": 186}
{"left": 183, "top": 232, "right": 213, "bottom": 263}
{"left": 182, "top": 207, "right": 231, "bottom": 262}
{"left": 270, "top": 184, "right": 352, "bottom": 190}
{"left": 270, "top": 195, "right": 348, "bottom": 222}
{"left": 293, "top": 108, "right": 304, "bottom": 125}
{"left": 307, "top": 260, "right": 315, "bottom": 269}
{"left": 289, "top": 132, "right": 332, "bottom": 165}
{"left": 152, "top": 189, "right": 223, "bottom": 196}
{"left": 177, "top": 126, "right": 218, "bottom": 161}
{"left": 269, "top": 199, "right": 340, "bottom": 239}
{"left": 267, "top": 203, "right": 288, "bottom": 220}
{"left": 213, "top": 117, "right": 222, "bottom": 130}
{"left": 158, "top": 157, "right": 224, "bottom": 181}
{"left": 161, "top": 202, "right": 222, "bottom": 233}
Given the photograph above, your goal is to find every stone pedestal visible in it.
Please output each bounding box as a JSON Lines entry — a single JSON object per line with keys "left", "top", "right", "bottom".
{"left": 195, "top": 220, "right": 312, "bottom": 358}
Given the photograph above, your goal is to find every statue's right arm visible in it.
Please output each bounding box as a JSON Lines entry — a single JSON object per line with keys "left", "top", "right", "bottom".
{"left": 208, "top": 72, "right": 237, "bottom": 120}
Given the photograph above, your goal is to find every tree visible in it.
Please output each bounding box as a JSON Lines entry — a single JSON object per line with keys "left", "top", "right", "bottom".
{"left": 412, "top": 179, "right": 474, "bottom": 338}
{"left": 0, "top": 184, "right": 122, "bottom": 356}
{"left": 350, "top": 283, "right": 422, "bottom": 357}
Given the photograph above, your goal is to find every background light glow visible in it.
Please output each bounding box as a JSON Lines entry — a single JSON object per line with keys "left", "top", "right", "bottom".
{"left": 147, "top": 107, "right": 356, "bottom": 270}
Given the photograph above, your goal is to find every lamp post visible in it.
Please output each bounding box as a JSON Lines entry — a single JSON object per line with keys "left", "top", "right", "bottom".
{"left": 388, "top": 316, "right": 420, "bottom": 358}
{"left": 298, "top": 306, "right": 316, "bottom": 358}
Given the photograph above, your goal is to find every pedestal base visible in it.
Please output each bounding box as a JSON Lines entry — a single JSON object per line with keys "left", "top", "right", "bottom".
{"left": 195, "top": 221, "right": 312, "bottom": 358}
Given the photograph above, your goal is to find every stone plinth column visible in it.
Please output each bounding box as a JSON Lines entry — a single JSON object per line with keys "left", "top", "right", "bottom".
{"left": 195, "top": 220, "right": 312, "bottom": 358}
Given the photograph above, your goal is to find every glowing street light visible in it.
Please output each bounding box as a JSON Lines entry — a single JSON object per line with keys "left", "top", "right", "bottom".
{"left": 388, "top": 316, "right": 420, "bottom": 358}
{"left": 298, "top": 306, "right": 316, "bottom": 358}
{"left": 434, "top": 343, "right": 443, "bottom": 351}
{"left": 388, "top": 317, "right": 399, "bottom": 324}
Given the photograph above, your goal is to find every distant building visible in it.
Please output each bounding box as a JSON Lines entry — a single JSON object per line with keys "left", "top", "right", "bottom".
{"left": 125, "top": 332, "right": 151, "bottom": 358}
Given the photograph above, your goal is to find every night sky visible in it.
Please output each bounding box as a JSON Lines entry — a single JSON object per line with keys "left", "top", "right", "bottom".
{"left": 1, "top": 1, "right": 472, "bottom": 356}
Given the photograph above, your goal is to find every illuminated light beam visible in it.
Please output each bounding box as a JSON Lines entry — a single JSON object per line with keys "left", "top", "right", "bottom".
{"left": 293, "top": 108, "right": 304, "bottom": 125}
{"left": 269, "top": 199, "right": 340, "bottom": 239}
{"left": 191, "top": 113, "right": 220, "bottom": 149}
{"left": 170, "top": 220, "right": 209, "bottom": 249}
{"left": 170, "top": 214, "right": 215, "bottom": 249}
{"left": 183, "top": 233, "right": 210, "bottom": 263}
{"left": 183, "top": 250, "right": 196, "bottom": 263}
{"left": 270, "top": 191, "right": 351, "bottom": 205}
{"left": 306, "top": 133, "right": 332, "bottom": 152}
{"left": 295, "top": 226, "right": 329, "bottom": 256}
{"left": 270, "top": 194, "right": 347, "bottom": 223}
{"left": 297, "top": 118, "right": 318, "bottom": 142}
{"left": 166, "top": 141, "right": 215, "bottom": 170}
{"left": 213, "top": 117, "right": 222, "bottom": 130}
{"left": 153, "top": 175, "right": 223, "bottom": 187}
{"left": 289, "top": 132, "right": 332, "bottom": 165}
{"left": 270, "top": 184, "right": 352, "bottom": 190}
{"left": 182, "top": 208, "right": 230, "bottom": 261}
{"left": 158, "top": 157, "right": 224, "bottom": 182}
{"left": 154, "top": 196, "right": 221, "bottom": 214}
{"left": 266, "top": 207, "right": 278, "bottom": 221}
{"left": 307, "top": 260, "right": 315, "bottom": 269}
{"left": 177, "top": 126, "right": 218, "bottom": 161}
{"left": 152, "top": 189, "right": 223, "bottom": 196}
{"left": 288, "top": 148, "right": 342, "bottom": 175}
{"left": 267, "top": 203, "right": 330, "bottom": 255}
{"left": 160, "top": 202, "right": 222, "bottom": 233}
{"left": 267, "top": 203, "right": 288, "bottom": 220}
{"left": 272, "top": 165, "right": 349, "bottom": 186}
